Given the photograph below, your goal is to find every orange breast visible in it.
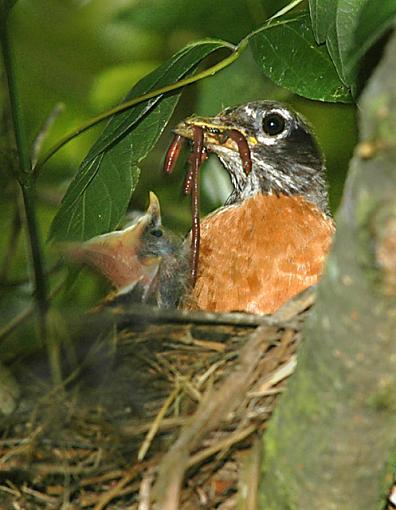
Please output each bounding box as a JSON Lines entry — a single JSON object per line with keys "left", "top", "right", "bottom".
{"left": 189, "top": 194, "right": 335, "bottom": 314}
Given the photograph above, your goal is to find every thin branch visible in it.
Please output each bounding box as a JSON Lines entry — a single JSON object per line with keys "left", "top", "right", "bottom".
{"left": 31, "top": 102, "right": 64, "bottom": 169}
{"left": 108, "top": 287, "right": 313, "bottom": 328}
{"left": 0, "top": 14, "right": 48, "bottom": 335}
{"left": 267, "top": 0, "right": 304, "bottom": 22}
{"left": 243, "top": 0, "right": 305, "bottom": 43}
{"left": 0, "top": 14, "right": 30, "bottom": 178}
{"left": 0, "top": 302, "right": 35, "bottom": 344}
{"left": 0, "top": 280, "right": 63, "bottom": 345}
{"left": 19, "top": 184, "right": 48, "bottom": 335}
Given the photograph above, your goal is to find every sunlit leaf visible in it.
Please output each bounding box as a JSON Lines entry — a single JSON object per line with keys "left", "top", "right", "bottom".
{"left": 49, "top": 39, "right": 229, "bottom": 242}
{"left": 250, "top": 12, "right": 352, "bottom": 102}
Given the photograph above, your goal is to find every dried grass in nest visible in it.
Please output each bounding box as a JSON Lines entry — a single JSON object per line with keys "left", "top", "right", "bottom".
{"left": 0, "top": 289, "right": 315, "bottom": 509}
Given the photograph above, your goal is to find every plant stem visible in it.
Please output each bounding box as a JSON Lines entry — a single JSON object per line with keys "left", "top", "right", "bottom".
{"left": 267, "top": 0, "right": 304, "bottom": 22}
{"left": 20, "top": 182, "right": 48, "bottom": 327}
{"left": 242, "top": 0, "right": 305, "bottom": 42}
{"left": 34, "top": 39, "right": 246, "bottom": 172}
{"left": 0, "top": 17, "right": 30, "bottom": 177}
{"left": 0, "top": 10, "right": 48, "bottom": 336}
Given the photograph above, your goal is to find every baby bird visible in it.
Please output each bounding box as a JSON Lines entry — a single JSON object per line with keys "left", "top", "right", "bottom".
{"left": 65, "top": 192, "right": 190, "bottom": 308}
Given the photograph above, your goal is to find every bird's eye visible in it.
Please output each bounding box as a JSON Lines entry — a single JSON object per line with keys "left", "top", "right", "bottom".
{"left": 262, "top": 113, "right": 286, "bottom": 136}
{"left": 150, "top": 229, "right": 163, "bottom": 238}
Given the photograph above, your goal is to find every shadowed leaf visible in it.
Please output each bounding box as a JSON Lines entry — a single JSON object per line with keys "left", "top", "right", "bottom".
{"left": 309, "top": 0, "right": 337, "bottom": 43}
{"left": 325, "top": 0, "right": 365, "bottom": 86}
{"left": 345, "top": 0, "right": 396, "bottom": 83}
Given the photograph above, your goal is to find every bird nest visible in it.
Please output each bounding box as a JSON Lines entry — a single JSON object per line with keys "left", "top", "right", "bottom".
{"left": 0, "top": 290, "right": 314, "bottom": 509}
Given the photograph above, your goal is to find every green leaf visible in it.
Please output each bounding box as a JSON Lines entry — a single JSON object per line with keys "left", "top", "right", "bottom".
{"left": 50, "top": 136, "right": 139, "bottom": 242}
{"left": 250, "top": 12, "right": 352, "bottom": 102}
{"left": 85, "top": 41, "right": 226, "bottom": 162}
{"left": 309, "top": 0, "right": 337, "bottom": 43}
{"left": 325, "top": 0, "right": 366, "bottom": 85}
{"left": 50, "top": 39, "right": 228, "bottom": 242}
{"left": 345, "top": 0, "right": 396, "bottom": 82}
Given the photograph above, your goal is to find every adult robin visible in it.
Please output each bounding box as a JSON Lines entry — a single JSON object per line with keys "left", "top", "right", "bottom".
{"left": 174, "top": 100, "right": 335, "bottom": 314}
{"left": 69, "top": 101, "right": 335, "bottom": 315}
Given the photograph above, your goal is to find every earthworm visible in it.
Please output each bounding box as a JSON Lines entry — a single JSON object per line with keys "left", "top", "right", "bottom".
{"left": 163, "top": 129, "right": 203, "bottom": 284}
{"left": 183, "top": 147, "right": 207, "bottom": 195}
{"left": 164, "top": 124, "right": 251, "bottom": 286}
{"left": 228, "top": 129, "right": 252, "bottom": 175}
{"left": 183, "top": 156, "right": 195, "bottom": 195}
{"left": 163, "top": 134, "right": 184, "bottom": 174}
{"left": 185, "top": 125, "right": 204, "bottom": 284}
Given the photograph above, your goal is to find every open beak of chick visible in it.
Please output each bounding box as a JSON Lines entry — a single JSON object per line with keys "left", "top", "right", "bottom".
{"left": 63, "top": 192, "right": 166, "bottom": 296}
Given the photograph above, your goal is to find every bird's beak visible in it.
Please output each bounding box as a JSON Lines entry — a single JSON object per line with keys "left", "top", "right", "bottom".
{"left": 63, "top": 192, "right": 163, "bottom": 289}
{"left": 83, "top": 191, "right": 161, "bottom": 256}
{"left": 174, "top": 115, "right": 257, "bottom": 152}
{"left": 144, "top": 191, "right": 161, "bottom": 231}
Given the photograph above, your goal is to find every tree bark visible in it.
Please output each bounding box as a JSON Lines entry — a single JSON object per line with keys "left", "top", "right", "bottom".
{"left": 260, "top": 28, "right": 396, "bottom": 510}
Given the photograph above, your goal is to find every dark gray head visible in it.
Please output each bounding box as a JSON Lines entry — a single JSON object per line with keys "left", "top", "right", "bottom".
{"left": 176, "top": 100, "right": 330, "bottom": 214}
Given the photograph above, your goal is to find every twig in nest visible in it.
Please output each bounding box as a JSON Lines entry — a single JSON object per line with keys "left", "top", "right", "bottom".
{"left": 109, "top": 303, "right": 270, "bottom": 327}
{"left": 152, "top": 325, "right": 272, "bottom": 510}
{"left": 138, "top": 385, "right": 179, "bottom": 461}
{"left": 119, "top": 416, "right": 187, "bottom": 437}
{"left": 187, "top": 424, "right": 257, "bottom": 468}
{"left": 20, "top": 486, "right": 58, "bottom": 505}
{"left": 92, "top": 464, "right": 147, "bottom": 510}
{"left": 237, "top": 435, "right": 262, "bottom": 510}
{"left": 138, "top": 467, "right": 156, "bottom": 510}
{"left": 248, "top": 355, "right": 297, "bottom": 397}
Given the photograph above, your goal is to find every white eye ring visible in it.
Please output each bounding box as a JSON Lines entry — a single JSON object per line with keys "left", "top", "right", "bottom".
{"left": 254, "top": 107, "right": 293, "bottom": 145}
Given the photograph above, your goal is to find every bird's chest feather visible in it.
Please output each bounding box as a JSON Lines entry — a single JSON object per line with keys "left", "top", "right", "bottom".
{"left": 190, "top": 194, "right": 335, "bottom": 314}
